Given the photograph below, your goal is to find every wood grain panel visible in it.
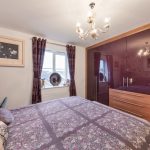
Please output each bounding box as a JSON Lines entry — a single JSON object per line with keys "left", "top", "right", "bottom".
{"left": 109, "top": 88, "right": 150, "bottom": 121}
{"left": 87, "top": 24, "right": 150, "bottom": 50}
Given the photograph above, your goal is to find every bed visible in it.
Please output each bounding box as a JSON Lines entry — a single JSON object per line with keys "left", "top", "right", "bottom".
{"left": 6, "top": 96, "right": 150, "bottom": 150}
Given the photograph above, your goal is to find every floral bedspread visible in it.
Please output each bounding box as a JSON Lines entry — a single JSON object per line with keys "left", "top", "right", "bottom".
{"left": 6, "top": 96, "right": 150, "bottom": 150}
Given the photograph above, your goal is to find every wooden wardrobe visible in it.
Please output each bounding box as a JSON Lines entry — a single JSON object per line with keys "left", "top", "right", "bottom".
{"left": 86, "top": 26, "right": 150, "bottom": 121}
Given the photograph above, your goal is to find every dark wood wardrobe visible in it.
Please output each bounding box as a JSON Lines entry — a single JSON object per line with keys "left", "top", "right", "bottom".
{"left": 86, "top": 28, "right": 150, "bottom": 120}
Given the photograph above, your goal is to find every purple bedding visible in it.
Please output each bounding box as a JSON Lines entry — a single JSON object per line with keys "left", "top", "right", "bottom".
{"left": 6, "top": 96, "right": 150, "bottom": 150}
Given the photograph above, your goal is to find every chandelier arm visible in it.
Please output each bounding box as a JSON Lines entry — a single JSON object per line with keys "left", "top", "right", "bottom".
{"left": 76, "top": 2, "right": 111, "bottom": 40}
{"left": 84, "top": 30, "right": 91, "bottom": 38}
{"left": 97, "top": 27, "right": 107, "bottom": 33}
{"left": 78, "top": 29, "right": 91, "bottom": 40}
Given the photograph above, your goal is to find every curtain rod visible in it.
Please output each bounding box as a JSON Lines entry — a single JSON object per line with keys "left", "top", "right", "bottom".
{"left": 31, "top": 37, "right": 74, "bottom": 47}
{"left": 47, "top": 41, "right": 75, "bottom": 47}
{"left": 47, "top": 41, "right": 66, "bottom": 47}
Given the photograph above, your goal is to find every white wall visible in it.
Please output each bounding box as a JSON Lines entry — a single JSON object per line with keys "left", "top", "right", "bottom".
{"left": 0, "top": 27, "right": 85, "bottom": 109}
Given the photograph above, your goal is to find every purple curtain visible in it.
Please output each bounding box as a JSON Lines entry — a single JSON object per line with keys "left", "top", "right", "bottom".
{"left": 66, "top": 45, "right": 76, "bottom": 96}
{"left": 106, "top": 55, "right": 114, "bottom": 88}
{"left": 94, "top": 52, "right": 101, "bottom": 76}
{"left": 32, "top": 37, "right": 46, "bottom": 104}
{"left": 94, "top": 52, "right": 101, "bottom": 100}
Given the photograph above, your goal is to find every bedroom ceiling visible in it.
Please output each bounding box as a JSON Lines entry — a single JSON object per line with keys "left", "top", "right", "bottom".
{"left": 0, "top": 0, "right": 149, "bottom": 47}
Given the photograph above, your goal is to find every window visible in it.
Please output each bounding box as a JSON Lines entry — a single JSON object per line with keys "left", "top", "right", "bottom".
{"left": 100, "top": 59, "right": 105, "bottom": 75}
{"left": 41, "top": 50, "right": 69, "bottom": 88}
{"left": 99, "top": 59, "right": 108, "bottom": 81}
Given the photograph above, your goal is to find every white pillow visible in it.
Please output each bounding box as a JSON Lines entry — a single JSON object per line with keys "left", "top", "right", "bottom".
{"left": 0, "top": 121, "right": 8, "bottom": 149}
{"left": 0, "top": 139, "right": 4, "bottom": 150}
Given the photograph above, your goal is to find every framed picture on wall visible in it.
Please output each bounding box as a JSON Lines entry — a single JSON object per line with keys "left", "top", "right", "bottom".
{"left": 0, "top": 36, "right": 24, "bottom": 67}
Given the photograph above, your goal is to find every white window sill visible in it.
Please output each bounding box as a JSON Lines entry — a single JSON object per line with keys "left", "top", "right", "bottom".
{"left": 42, "top": 85, "right": 69, "bottom": 90}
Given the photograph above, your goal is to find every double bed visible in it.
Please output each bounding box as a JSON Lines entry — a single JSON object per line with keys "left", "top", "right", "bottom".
{"left": 6, "top": 96, "right": 150, "bottom": 150}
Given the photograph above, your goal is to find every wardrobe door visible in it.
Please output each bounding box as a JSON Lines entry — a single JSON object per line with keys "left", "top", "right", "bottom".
{"left": 126, "top": 29, "right": 150, "bottom": 94}
{"left": 98, "top": 82, "right": 109, "bottom": 105}
{"left": 101, "top": 38, "right": 126, "bottom": 90}
{"left": 87, "top": 48, "right": 102, "bottom": 101}
{"left": 87, "top": 49, "right": 96, "bottom": 100}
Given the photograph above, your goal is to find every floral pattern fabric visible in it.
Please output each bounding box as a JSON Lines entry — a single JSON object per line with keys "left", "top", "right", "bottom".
{"left": 6, "top": 96, "right": 150, "bottom": 150}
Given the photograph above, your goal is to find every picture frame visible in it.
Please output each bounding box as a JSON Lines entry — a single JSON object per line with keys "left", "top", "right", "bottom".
{"left": 0, "top": 36, "right": 24, "bottom": 67}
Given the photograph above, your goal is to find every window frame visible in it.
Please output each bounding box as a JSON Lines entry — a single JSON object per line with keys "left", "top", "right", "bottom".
{"left": 100, "top": 59, "right": 105, "bottom": 75}
{"left": 42, "top": 49, "right": 69, "bottom": 88}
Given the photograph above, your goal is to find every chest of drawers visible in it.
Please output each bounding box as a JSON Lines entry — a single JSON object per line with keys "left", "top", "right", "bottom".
{"left": 109, "top": 88, "right": 150, "bottom": 121}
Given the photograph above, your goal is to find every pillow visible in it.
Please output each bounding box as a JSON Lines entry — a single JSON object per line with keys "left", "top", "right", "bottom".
{"left": 0, "top": 139, "right": 4, "bottom": 150}
{"left": 0, "top": 108, "right": 14, "bottom": 125}
{"left": 0, "top": 97, "right": 8, "bottom": 108}
{"left": 0, "top": 121, "right": 8, "bottom": 150}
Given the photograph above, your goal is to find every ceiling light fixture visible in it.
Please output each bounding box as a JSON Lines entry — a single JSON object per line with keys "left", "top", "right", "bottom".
{"left": 138, "top": 42, "right": 150, "bottom": 57}
{"left": 76, "top": 2, "right": 111, "bottom": 40}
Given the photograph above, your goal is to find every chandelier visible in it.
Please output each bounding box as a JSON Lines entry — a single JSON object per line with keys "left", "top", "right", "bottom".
{"left": 138, "top": 42, "right": 150, "bottom": 56}
{"left": 76, "top": 2, "right": 111, "bottom": 40}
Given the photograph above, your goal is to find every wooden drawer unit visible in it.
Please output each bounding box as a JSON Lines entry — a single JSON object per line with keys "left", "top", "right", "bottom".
{"left": 109, "top": 88, "right": 150, "bottom": 121}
